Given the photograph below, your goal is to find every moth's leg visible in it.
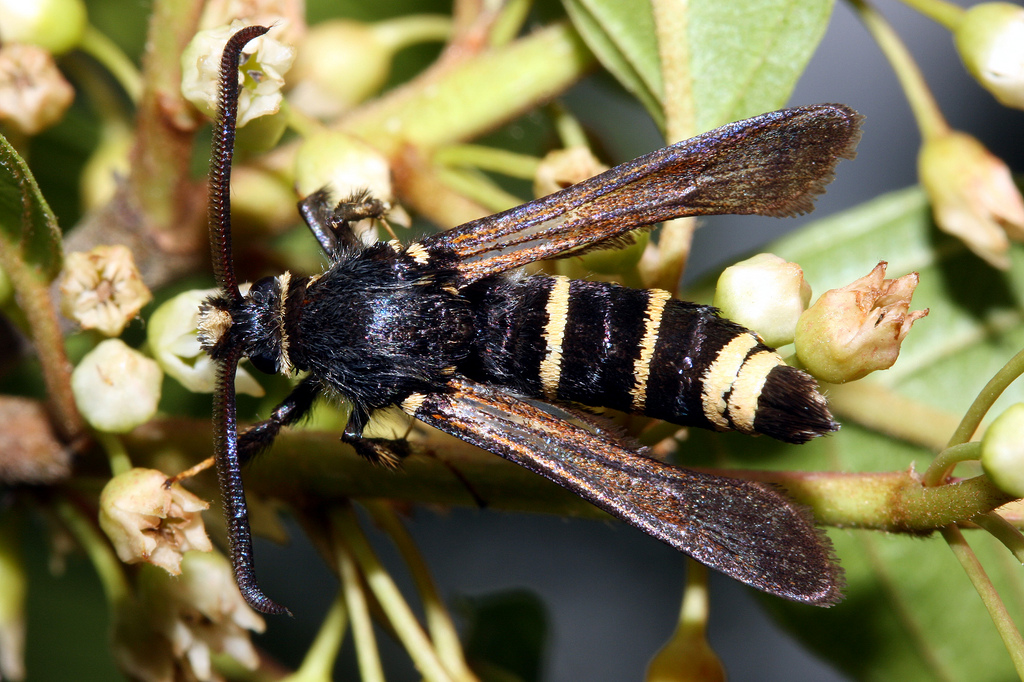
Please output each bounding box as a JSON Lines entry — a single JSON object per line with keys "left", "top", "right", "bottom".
{"left": 297, "top": 188, "right": 389, "bottom": 257}
{"left": 237, "top": 378, "right": 320, "bottom": 467}
{"left": 341, "top": 407, "right": 409, "bottom": 469}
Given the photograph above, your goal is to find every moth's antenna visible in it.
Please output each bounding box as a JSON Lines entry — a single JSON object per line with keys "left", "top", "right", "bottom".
{"left": 208, "top": 24, "right": 268, "bottom": 302}
{"left": 209, "top": 25, "right": 290, "bottom": 616}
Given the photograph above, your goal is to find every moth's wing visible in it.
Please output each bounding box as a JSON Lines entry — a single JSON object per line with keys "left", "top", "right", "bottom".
{"left": 422, "top": 104, "right": 861, "bottom": 285}
{"left": 406, "top": 378, "right": 843, "bottom": 606}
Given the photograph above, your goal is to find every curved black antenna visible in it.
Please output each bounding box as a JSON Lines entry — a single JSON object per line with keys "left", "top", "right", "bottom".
{"left": 213, "top": 346, "right": 290, "bottom": 615}
{"left": 209, "top": 25, "right": 290, "bottom": 616}
{"left": 209, "top": 25, "right": 269, "bottom": 301}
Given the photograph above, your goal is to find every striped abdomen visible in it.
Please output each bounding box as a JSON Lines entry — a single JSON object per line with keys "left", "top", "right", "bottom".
{"left": 463, "top": 275, "right": 835, "bottom": 444}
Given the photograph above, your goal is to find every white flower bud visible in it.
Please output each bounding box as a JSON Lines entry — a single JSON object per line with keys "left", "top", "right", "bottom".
{"left": 714, "top": 253, "right": 811, "bottom": 348}
{"left": 180, "top": 21, "right": 294, "bottom": 128}
{"left": 0, "top": 43, "right": 73, "bottom": 135}
{"left": 148, "top": 288, "right": 265, "bottom": 396}
{"left": 0, "top": 0, "right": 87, "bottom": 55}
{"left": 71, "top": 340, "right": 163, "bottom": 433}
{"left": 795, "top": 262, "right": 928, "bottom": 384}
{"left": 294, "top": 130, "right": 394, "bottom": 203}
{"left": 982, "top": 403, "right": 1024, "bottom": 497}
{"left": 99, "top": 468, "right": 213, "bottom": 575}
{"left": 955, "top": 2, "right": 1024, "bottom": 109}
{"left": 919, "top": 131, "right": 1024, "bottom": 269}
{"left": 139, "top": 552, "right": 264, "bottom": 680}
{"left": 59, "top": 245, "right": 152, "bottom": 336}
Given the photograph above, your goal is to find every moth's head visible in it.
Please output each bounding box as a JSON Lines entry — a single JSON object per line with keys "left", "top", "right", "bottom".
{"left": 198, "top": 274, "right": 293, "bottom": 375}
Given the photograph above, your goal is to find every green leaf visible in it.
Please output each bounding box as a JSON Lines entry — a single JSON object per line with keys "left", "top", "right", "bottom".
{"left": 689, "top": 186, "right": 1024, "bottom": 681}
{"left": 688, "top": 0, "right": 835, "bottom": 132}
{"left": 0, "top": 134, "right": 63, "bottom": 282}
{"left": 562, "top": 0, "right": 665, "bottom": 129}
{"left": 565, "top": 0, "right": 835, "bottom": 136}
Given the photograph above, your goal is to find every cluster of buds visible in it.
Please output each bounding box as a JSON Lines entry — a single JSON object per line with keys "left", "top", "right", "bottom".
{"left": 714, "top": 257, "right": 927, "bottom": 385}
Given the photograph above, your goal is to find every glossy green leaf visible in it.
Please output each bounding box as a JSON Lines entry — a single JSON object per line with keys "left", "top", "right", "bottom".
{"left": 0, "top": 134, "right": 63, "bottom": 282}
{"left": 688, "top": 0, "right": 835, "bottom": 132}
{"left": 562, "top": 0, "right": 665, "bottom": 129}
{"left": 686, "top": 187, "right": 1024, "bottom": 681}
{"left": 564, "top": 0, "right": 835, "bottom": 135}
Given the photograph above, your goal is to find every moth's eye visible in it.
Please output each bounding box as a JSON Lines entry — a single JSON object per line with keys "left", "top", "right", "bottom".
{"left": 249, "top": 275, "right": 277, "bottom": 301}
{"left": 248, "top": 351, "right": 280, "bottom": 375}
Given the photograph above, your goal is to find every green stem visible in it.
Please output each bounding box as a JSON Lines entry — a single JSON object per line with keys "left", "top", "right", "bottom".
{"left": 337, "top": 538, "right": 384, "bottom": 682}
{"left": 54, "top": 496, "right": 130, "bottom": 606}
{"left": 434, "top": 166, "right": 523, "bottom": 214}
{"left": 488, "top": 0, "right": 534, "bottom": 47}
{"left": 924, "top": 346, "right": 1024, "bottom": 485}
{"left": 342, "top": 22, "right": 595, "bottom": 156}
{"left": 78, "top": 25, "right": 143, "bottom": 103}
{"left": 366, "top": 502, "right": 475, "bottom": 682}
{"left": 974, "top": 512, "right": 1024, "bottom": 564}
{"left": 926, "top": 442, "right": 981, "bottom": 480}
{"left": 0, "top": 247, "right": 84, "bottom": 444}
{"left": 970, "top": 512, "right": 1024, "bottom": 561}
{"left": 97, "top": 432, "right": 133, "bottom": 477}
{"left": 549, "top": 102, "right": 589, "bottom": 149}
{"left": 681, "top": 559, "right": 710, "bottom": 635}
{"left": 374, "top": 15, "right": 453, "bottom": 50}
{"left": 941, "top": 524, "right": 1024, "bottom": 676}
{"left": 128, "top": 419, "right": 1017, "bottom": 531}
{"left": 848, "top": 0, "right": 950, "bottom": 140}
{"left": 897, "top": 0, "right": 965, "bottom": 30}
{"left": 290, "top": 589, "right": 349, "bottom": 682}
{"left": 434, "top": 144, "right": 541, "bottom": 180}
{"left": 333, "top": 507, "right": 455, "bottom": 682}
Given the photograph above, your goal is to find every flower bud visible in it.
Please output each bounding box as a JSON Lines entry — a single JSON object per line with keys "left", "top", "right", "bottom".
{"left": 0, "top": 0, "right": 87, "bottom": 55}
{"left": 99, "top": 468, "right": 213, "bottom": 575}
{"left": 59, "top": 245, "right": 152, "bottom": 336}
{"left": 148, "top": 288, "right": 265, "bottom": 396}
{"left": 295, "top": 130, "right": 394, "bottom": 203}
{"left": 71, "top": 340, "right": 163, "bottom": 433}
{"left": 795, "top": 262, "right": 928, "bottom": 383}
{"left": 181, "top": 21, "right": 294, "bottom": 128}
{"left": 289, "top": 16, "right": 450, "bottom": 118}
{"left": 714, "top": 253, "right": 811, "bottom": 348}
{"left": 981, "top": 403, "right": 1024, "bottom": 497}
{"left": 80, "top": 124, "right": 132, "bottom": 212}
{"left": 955, "top": 3, "right": 1024, "bottom": 109}
{"left": 534, "top": 147, "right": 608, "bottom": 197}
{"left": 919, "top": 131, "right": 1024, "bottom": 269}
{"left": 139, "top": 551, "right": 264, "bottom": 680}
{"left": 0, "top": 43, "right": 74, "bottom": 135}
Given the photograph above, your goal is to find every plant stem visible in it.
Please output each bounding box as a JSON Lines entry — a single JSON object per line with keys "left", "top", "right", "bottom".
{"left": 78, "top": 25, "right": 143, "bottom": 102}
{"left": 333, "top": 507, "right": 456, "bottom": 682}
{"left": 925, "top": 346, "right": 1024, "bottom": 485}
{"left": 374, "top": 15, "right": 453, "bottom": 50}
{"left": 434, "top": 144, "right": 541, "bottom": 180}
{"left": 97, "top": 433, "right": 132, "bottom": 477}
{"left": 54, "top": 495, "right": 130, "bottom": 606}
{"left": 974, "top": 513, "right": 1024, "bottom": 564}
{"left": 366, "top": 502, "right": 475, "bottom": 681}
{"left": 337, "top": 538, "right": 383, "bottom": 682}
{"left": 941, "top": 524, "right": 1024, "bottom": 676}
{"left": 848, "top": 0, "right": 950, "bottom": 140}
{"left": 127, "top": 419, "right": 1017, "bottom": 531}
{"left": 897, "top": 0, "right": 965, "bottom": 30}
{"left": 290, "top": 590, "right": 349, "bottom": 682}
